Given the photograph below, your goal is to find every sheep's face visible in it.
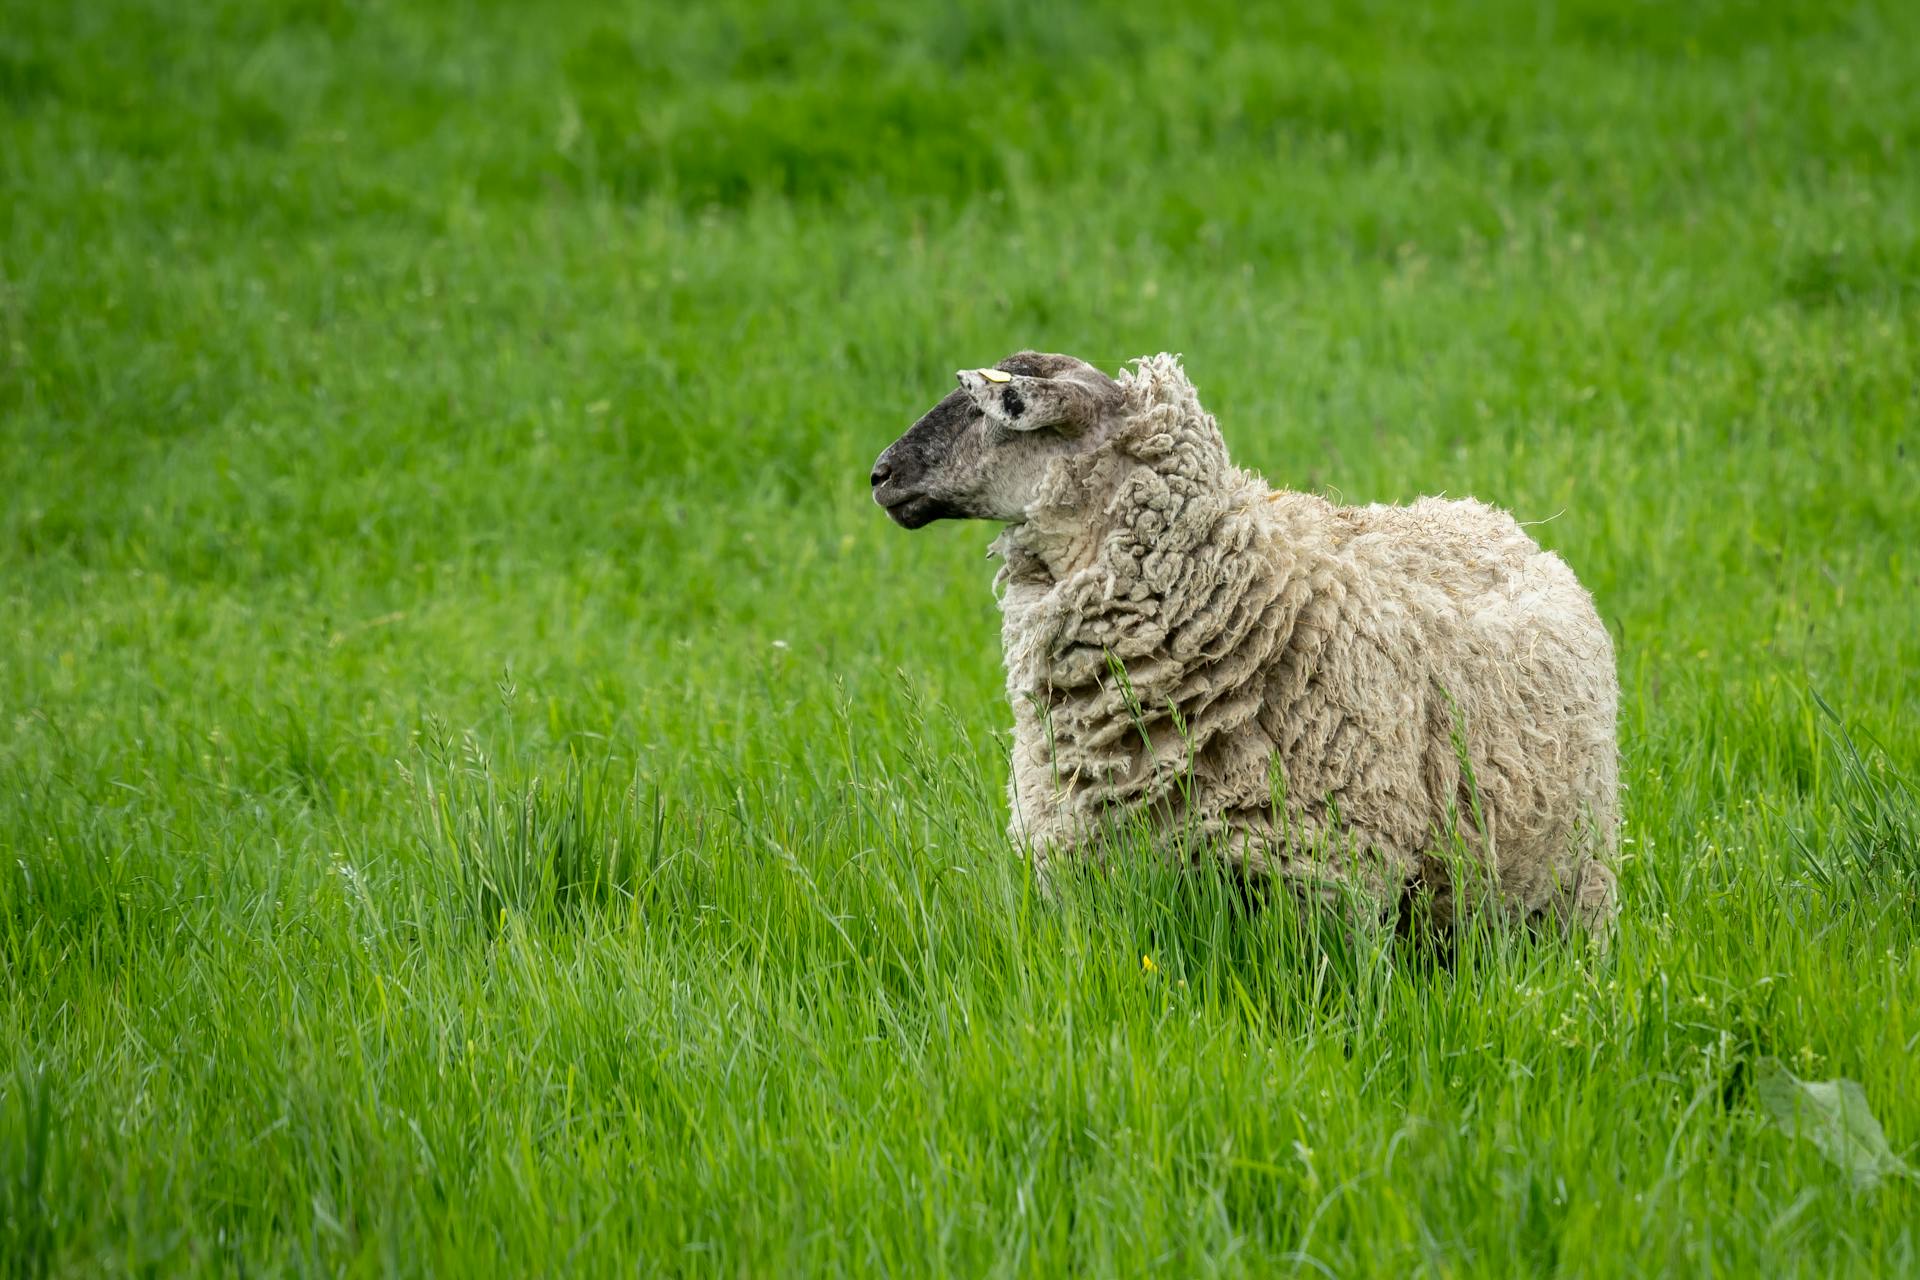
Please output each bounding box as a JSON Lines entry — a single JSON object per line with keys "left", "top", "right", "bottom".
{"left": 871, "top": 351, "right": 1121, "bottom": 528}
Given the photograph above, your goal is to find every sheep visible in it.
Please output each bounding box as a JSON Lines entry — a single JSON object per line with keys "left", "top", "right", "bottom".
{"left": 870, "top": 351, "right": 1619, "bottom": 938}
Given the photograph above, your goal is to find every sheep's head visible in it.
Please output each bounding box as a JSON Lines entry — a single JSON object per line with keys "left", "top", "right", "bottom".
{"left": 871, "top": 351, "right": 1122, "bottom": 528}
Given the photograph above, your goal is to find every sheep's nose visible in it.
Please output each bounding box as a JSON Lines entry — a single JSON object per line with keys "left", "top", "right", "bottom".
{"left": 870, "top": 459, "right": 892, "bottom": 488}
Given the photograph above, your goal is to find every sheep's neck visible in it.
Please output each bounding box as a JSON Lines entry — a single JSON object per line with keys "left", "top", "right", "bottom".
{"left": 990, "top": 427, "right": 1290, "bottom": 809}
{"left": 993, "top": 433, "right": 1243, "bottom": 584}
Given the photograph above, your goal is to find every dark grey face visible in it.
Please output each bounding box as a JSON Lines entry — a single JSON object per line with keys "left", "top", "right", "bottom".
{"left": 871, "top": 351, "right": 1121, "bottom": 529}
{"left": 870, "top": 388, "right": 979, "bottom": 528}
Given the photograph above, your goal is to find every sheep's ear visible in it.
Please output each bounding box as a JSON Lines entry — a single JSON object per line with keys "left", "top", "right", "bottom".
{"left": 956, "top": 368, "right": 1105, "bottom": 433}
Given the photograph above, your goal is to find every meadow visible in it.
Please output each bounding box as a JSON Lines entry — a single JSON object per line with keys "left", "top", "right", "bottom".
{"left": 3, "top": 0, "right": 1918, "bottom": 1273}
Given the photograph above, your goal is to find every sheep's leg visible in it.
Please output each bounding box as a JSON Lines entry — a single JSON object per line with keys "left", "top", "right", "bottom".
{"left": 1566, "top": 857, "right": 1618, "bottom": 948}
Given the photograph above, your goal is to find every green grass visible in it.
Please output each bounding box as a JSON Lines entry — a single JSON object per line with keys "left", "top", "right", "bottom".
{"left": 4, "top": 0, "right": 1919, "bottom": 1273}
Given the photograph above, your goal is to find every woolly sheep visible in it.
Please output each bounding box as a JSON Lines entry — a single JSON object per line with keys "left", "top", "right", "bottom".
{"left": 871, "top": 351, "right": 1618, "bottom": 937}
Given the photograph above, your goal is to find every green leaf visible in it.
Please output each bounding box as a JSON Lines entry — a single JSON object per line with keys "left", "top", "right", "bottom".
{"left": 1756, "top": 1059, "right": 1916, "bottom": 1191}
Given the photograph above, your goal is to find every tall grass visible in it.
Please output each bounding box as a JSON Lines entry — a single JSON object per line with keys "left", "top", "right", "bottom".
{"left": 3, "top": 0, "right": 1917, "bottom": 1272}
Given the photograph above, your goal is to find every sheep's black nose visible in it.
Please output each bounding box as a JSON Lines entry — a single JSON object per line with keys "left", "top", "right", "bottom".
{"left": 870, "top": 460, "right": 892, "bottom": 488}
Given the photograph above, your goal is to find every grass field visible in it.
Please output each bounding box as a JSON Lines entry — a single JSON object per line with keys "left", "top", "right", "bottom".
{"left": 4, "top": 0, "right": 1919, "bottom": 1273}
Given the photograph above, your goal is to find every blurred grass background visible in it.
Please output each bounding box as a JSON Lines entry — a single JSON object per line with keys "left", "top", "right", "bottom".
{"left": 2, "top": 0, "right": 1917, "bottom": 1274}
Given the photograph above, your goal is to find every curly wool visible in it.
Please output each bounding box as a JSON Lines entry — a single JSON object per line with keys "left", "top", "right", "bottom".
{"left": 990, "top": 354, "right": 1618, "bottom": 931}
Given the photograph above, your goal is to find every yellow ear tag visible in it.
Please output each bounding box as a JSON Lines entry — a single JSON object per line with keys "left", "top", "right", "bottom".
{"left": 980, "top": 368, "right": 1012, "bottom": 383}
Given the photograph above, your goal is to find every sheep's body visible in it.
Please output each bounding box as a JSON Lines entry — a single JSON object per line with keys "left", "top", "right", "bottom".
{"left": 990, "top": 355, "right": 1618, "bottom": 932}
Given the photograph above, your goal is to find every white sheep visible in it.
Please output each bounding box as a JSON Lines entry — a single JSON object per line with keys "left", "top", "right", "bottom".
{"left": 871, "top": 351, "right": 1618, "bottom": 937}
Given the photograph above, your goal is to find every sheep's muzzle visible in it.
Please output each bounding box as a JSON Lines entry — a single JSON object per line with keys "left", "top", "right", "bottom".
{"left": 871, "top": 394, "right": 969, "bottom": 528}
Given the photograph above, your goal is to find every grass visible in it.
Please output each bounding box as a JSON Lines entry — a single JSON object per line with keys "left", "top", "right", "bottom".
{"left": 3, "top": 0, "right": 1918, "bottom": 1272}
